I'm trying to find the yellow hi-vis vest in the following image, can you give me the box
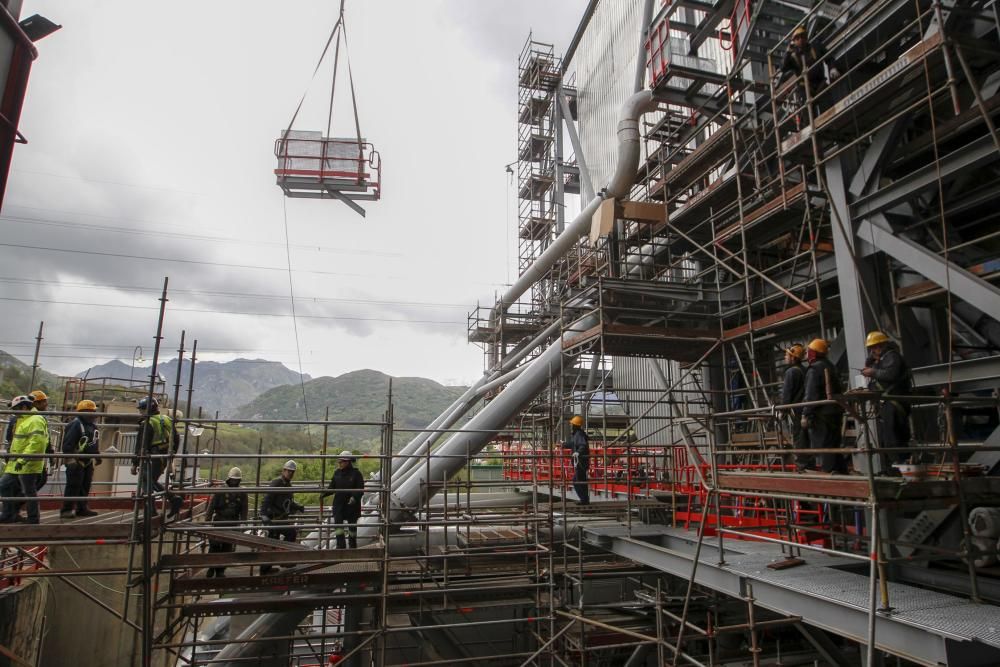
[9,410,49,475]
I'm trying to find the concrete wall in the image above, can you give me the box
[43,543,140,667]
[0,577,48,667]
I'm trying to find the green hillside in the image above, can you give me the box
[233,369,468,453]
[0,351,64,405]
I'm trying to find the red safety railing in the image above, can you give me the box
[645,9,672,89]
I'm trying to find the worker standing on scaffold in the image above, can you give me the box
[204,467,248,578]
[862,331,913,472]
[778,344,807,471]
[779,25,841,109]
[322,451,365,549]
[132,397,183,518]
[562,416,590,505]
[800,339,846,474]
[260,460,305,575]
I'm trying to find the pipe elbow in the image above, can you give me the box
[605,90,658,199]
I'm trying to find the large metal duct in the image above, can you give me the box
[213,87,663,667]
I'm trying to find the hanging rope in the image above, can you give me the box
[281,0,364,161]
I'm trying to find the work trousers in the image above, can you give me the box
[12,474,39,523]
[877,401,912,469]
[0,472,22,521]
[138,455,182,514]
[805,412,846,473]
[785,412,807,469]
[333,505,360,549]
[261,525,298,575]
[63,462,94,513]
[573,464,590,505]
[207,535,236,577]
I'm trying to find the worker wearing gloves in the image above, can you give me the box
[259,460,305,575]
[60,399,102,519]
[132,397,183,518]
[0,396,39,523]
[562,415,590,505]
[778,344,807,470]
[204,467,248,578]
[322,451,365,549]
[2,394,49,523]
[800,339,845,473]
[862,331,913,470]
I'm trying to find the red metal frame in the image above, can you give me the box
[0,5,39,211]
[274,137,382,200]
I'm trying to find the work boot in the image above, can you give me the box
[75,508,98,517]
[60,510,76,520]
[167,495,183,518]
[260,565,274,576]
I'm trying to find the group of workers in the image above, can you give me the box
[1,390,103,524]
[204,451,366,578]
[779,331,912,474]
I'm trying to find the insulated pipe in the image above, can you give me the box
[387,317,563,487]
[492,89,660,317]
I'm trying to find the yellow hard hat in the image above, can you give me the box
[786,344,805,360]
[76,399,97,412]
[865,331,890,347]
[569,415,584,427]
[807,338,829,354]
[792,26,808,38]
[29,390,48,402]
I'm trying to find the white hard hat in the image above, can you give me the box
[337,450,354,461]
[227,467,242,480]
[282,460,297,472]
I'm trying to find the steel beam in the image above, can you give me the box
[911,355,1000,389]
[857,215,1000,323]
[825,157,873,380]
[558,90,595,201]
[852,135,1000,219]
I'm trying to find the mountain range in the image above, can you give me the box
[77,358,309,417]
[235,369,467,450]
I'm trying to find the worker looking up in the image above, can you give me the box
[778,344,808,471]
[60,400,102,519]
[800,339,845,473]
[779,26,841,103]
[260,460,305,575]
[862,331,913,471]
[132,397,183,518]
[0,396,37,523]
[2,394,49,523]
[322,451,365,549]
[562,415,590,505]
[204,467,248,578]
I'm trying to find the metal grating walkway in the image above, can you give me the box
[582,522,1000,667]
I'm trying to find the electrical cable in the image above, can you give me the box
[0,296,463,324]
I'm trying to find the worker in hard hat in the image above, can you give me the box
[132,396,183,518]
[60,399,102,519]
[0,394,49,523]
[0,396,38,523]
[561,416,590,505]
[259,459,305,575]
[800,339,846,473]
[862,331,913,470]
[778,344,808,470]
[322,451,365,549]
[204,467,248,578]
[29,390,56,491]
[779,25,841,98]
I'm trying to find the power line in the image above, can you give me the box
[0,276,470,308]
[0,212,403,258]
[0,242,392,279]
[0,295,464,325]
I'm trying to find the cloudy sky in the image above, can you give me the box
[2,0,587,386]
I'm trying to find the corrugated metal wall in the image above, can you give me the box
[567,0,645,190]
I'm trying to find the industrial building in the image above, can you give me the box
[3,0,1000,665]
